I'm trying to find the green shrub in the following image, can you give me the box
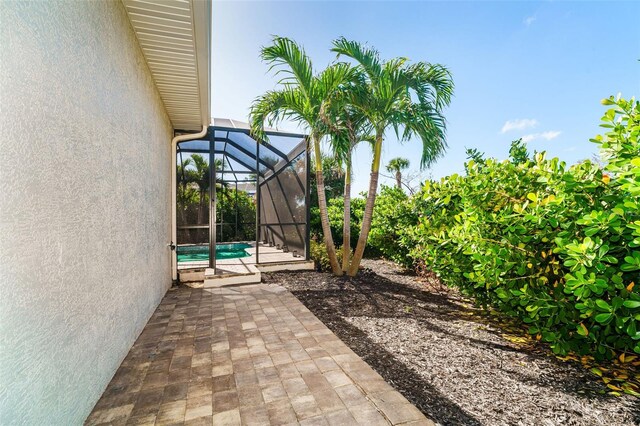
[368,186,417,265]
[553,95,640,356]
[309,239,344,272]
[310,196,364,247]
[311,187,411,261]
[372,95,639,359]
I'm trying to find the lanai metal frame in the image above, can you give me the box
[176,120,310,271]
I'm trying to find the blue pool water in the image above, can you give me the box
[177,243,251,262]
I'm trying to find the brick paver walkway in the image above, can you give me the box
[86,284,432,425]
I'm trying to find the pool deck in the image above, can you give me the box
[178,243,305,272]
[178,243,314,286]
[85,283,433,425]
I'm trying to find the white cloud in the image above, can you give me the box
[521,130,562,143]
[501,118,538,133]
[524,15,537,27]
[540,130,562,140]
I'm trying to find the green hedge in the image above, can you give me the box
[367,96,640,359]
[310,197,365,250]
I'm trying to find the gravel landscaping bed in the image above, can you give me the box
[263,259,639,426]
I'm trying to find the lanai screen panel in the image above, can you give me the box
[214,153,256,243]
[176,121,309,267]
[258,134,308,258]
[176,140,210,248]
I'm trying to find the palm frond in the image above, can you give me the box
[316,62,362,97]
[400,103,447,168]
[261,36,314,95]
[331,37,382,84]
[249,87,308,142]
[405,62,454,110]
[328,132,351,169]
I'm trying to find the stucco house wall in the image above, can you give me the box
[0,1,173,423]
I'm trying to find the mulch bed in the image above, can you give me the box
[263,259,639,426]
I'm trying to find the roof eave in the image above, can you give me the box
[122,0,211,131]
[191,0,211,129]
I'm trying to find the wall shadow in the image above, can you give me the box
[277,266,640,425]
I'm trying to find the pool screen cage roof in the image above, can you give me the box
[176,119,309,270]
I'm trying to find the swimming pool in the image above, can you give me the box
[177,243,252,262]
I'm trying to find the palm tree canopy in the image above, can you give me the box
[386,157,410,173]
[189,154,210,192]
[322,103,374,169]
[331,37,454,168]
[177,157,193,183]
[250,36,361,143]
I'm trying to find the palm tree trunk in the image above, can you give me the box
[347,133,383,276]
[197,190,205,226]
[312,135,342,276]
[341,155,351,272]
[395,171,402,189]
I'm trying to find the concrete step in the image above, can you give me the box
[255,260,315,273]
[179,260,314,287]
[178,268,205,283]
[203,267,261,288]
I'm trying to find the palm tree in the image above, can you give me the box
[177,157,193,195]
[177,157,197,225]
[250,36,359,276]
[190,154,210,225]
[386,157,410,190]
[178,155,236,238]
[323,106,373,272]
[332,37,454,276]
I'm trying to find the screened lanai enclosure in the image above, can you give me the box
[176,119,309,272]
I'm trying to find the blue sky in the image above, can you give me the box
[211,1,639,194]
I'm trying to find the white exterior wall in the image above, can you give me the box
[0,1,173,424]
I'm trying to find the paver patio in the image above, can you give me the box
[86,283,432,425]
